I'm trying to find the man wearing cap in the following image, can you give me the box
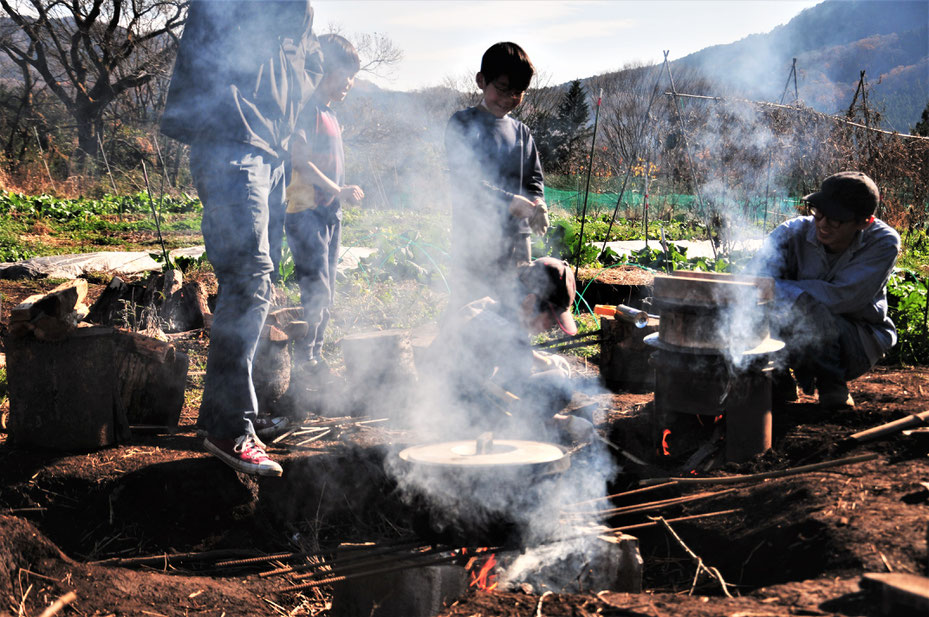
[421,257,579,437]
[751,171,900,409]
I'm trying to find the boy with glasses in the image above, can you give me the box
[445,42,550,309]
[751,171,900,409]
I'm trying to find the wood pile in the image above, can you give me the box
[8,279,89,341]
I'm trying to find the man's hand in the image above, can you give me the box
[509,194,536,219]
[339,185,364,205]
[529,199,550,236]
[510,196,550,235]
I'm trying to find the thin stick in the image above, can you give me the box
[37,591,77,617]
[653,516,732,597]
[533,330,601,349]
[295,429,331,446]
[599,62,665,258]
[605,509,740,534]
[89,548,255,566]
[662,51,715,259]
[270,427,298,444]
[574,88,604,278]
[97,134,119,197]
[638,453,878,487]
[565,488,737,517]
[33,126,56,192]
[141,160,171,267]
[665,92,929,141]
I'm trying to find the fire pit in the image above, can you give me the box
[645,271,784,462]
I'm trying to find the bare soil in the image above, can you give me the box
[0,276,927,617]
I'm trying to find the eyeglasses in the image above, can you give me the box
[491,80,526,99]
[810,207,851,229]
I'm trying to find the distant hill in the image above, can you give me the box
[672,0,929,131]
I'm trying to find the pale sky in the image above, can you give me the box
[313,0,823,91]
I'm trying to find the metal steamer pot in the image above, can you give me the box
[397,434,571,547]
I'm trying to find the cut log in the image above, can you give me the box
[114,330,189,430]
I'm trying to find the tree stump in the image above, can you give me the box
[6,327,131,450]
[6,325,190,449]
[341,329,417,418]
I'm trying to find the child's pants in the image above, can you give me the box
[285,205,342,365]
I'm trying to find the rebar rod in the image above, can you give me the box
[216,550,325,568]
[605,509,740,534]
[278,552,472,593]
[568,481,680,507]
[259,539,425,577]
[565,487,737,518]
[289,545,444,582]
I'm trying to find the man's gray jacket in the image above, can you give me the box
[755,215,901,367]
[161,0,322,157]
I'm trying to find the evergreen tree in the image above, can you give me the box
[551,79,592,175]
[913,100,929,137]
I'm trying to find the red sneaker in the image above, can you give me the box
[204,433,283,477]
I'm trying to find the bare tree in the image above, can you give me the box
[0,0,186,170]
[323,24,402,80]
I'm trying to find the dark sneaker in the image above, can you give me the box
[203,433,283,477]
[818,385,855,410]
[253,415,290,440]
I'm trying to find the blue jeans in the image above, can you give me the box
[190,142,287,439]
[285,205,341,364]
[773,292,872,390]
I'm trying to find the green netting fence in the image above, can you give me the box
[543,186,804,228]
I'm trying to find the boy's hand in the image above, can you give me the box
[532,350,571,377]
[340,185,364,205]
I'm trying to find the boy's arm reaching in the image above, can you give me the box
[292,133,364,204]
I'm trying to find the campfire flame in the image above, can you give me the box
[464,549,498,591]
[659,429,672,456]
